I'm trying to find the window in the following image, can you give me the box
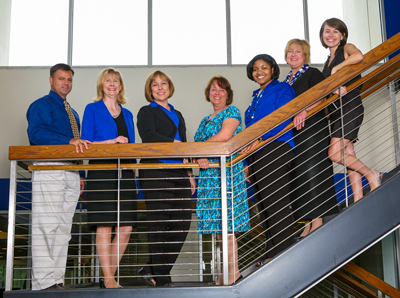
[230,0,304,64]
[8,0,69,66]
[72,0,148,66]
[1,0,382,67]
[152,0,227,65]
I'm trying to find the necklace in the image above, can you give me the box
[109,106,121,118]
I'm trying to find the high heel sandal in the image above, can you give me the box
[100,278,123,289]
[99,278,105,289]
[234,275,243,284]
[138,267,156,287]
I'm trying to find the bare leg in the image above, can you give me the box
[215,233,240,285]
[110,226,132,277]
[300,220,311,237]
[328,138,380,198]
[309,218,323,233]
[96,225,132,288]
[96,226,118,288]
[345,143,364,202]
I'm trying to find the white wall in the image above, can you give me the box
[0,0,11,65]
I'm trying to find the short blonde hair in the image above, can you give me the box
[94,68,127,104]
[144,70,175,102]
[284,39,311,64]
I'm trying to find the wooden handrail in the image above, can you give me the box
[330,272,377,298]
[9,32,400,162]
[343,262,400,297]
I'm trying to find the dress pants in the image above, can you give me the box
[248,142,294,259]
[31,162,80,290]
[139,168,192,286]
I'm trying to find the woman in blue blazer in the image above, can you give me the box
[82,68,137,289]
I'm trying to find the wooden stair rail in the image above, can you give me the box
[343,262,400,297]
[9,32,400,164]
[329,271,377,298]
[326,276,369,298]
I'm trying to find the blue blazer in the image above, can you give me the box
[81,100,135,143]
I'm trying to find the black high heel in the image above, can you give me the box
[138,267,156,286]
[99,278,105,289]
[234,275,243,284]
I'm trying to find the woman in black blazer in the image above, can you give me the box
[137,70,195,287]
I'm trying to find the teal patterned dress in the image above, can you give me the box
[194,106,250,234]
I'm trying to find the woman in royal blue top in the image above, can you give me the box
[241,54,296,266]
[81,68,137,289]
[137,70,196,287]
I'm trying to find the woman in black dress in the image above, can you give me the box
[284,39,339,238]
[321,18,381,202]
[241,54,296,265]
[82,68,137,288]
[137,70,196,287]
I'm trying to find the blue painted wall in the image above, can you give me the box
[385,0,400,58]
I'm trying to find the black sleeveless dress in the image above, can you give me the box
[290,67,339,220]
[322,46,364,141]
[86,112,137,229]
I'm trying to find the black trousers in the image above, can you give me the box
[139,168,192,286]
[248,141,294,259]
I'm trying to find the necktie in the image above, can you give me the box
[64,100,80,139]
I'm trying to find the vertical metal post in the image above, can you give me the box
[390,82,400,165]
[198,234,203,282]
[91,233,95,283]
[6,160,17,291]
[26,213,32,290]
[302,0,310,42]
[67,0,74,65]
[220,156,229,285]
[225,0,232,66]
[78,203,82,284]
[148,0,152,66]
[116,158,121,285]
[338,90,349,207]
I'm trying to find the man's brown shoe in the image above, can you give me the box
[42,283,68,290]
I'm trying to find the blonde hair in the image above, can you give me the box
[284,39,311,64]
[94,68,127,104]
[144,70,175,102]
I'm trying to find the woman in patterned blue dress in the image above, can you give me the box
[194,75,250,285]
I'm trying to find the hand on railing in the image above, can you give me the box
[333,86,348,96]
[194,158,210,169]
[110,136,129,144]
[69,138,91,153]
[240,139,260,155]
[293,110,307,130]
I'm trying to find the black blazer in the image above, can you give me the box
[137,105,187,163]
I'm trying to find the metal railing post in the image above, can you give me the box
[338,90,349,207]
[220,155,229,285]
[389,81,400,165]
[6,160,17,291]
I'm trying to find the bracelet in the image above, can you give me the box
[305,108,309,112]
